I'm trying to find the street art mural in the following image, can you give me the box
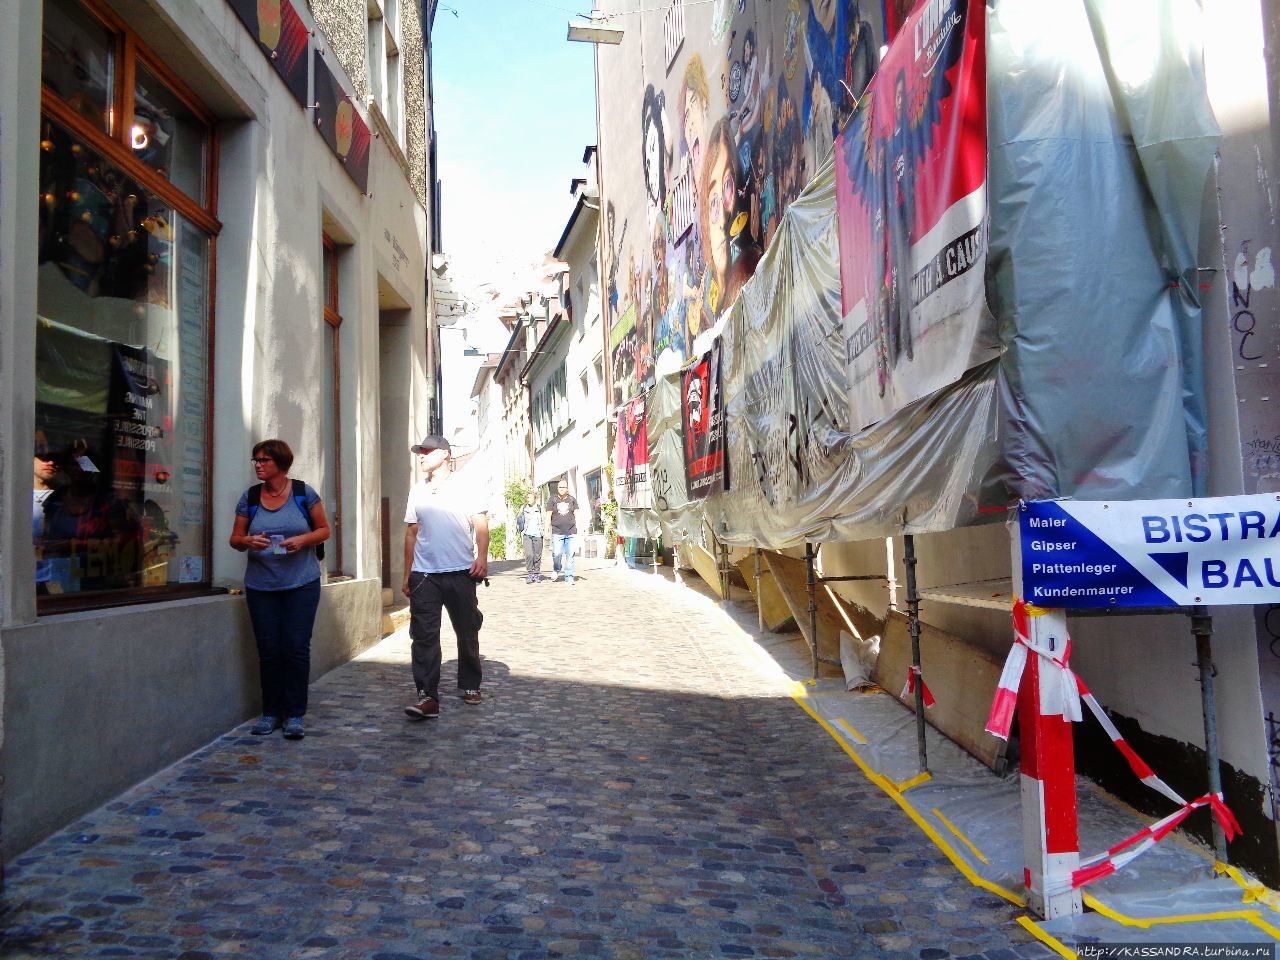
[600,0,888,409]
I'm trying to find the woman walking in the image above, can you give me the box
[518,490,544,583]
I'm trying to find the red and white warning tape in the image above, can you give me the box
[984,599,1079,740]
[1048,792,1242,896]
[987,599,1241,894]
[901,664,935,708]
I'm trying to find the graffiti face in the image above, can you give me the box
[644,119,662,203]
[683,90,705,171]
[704,137,735,278]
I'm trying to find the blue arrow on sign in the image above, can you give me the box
[1149,552,1190,588]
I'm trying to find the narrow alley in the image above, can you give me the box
[0,559,1053,959]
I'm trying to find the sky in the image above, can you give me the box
[431,0,599,294]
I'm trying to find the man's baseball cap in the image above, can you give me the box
[411,435,451,454]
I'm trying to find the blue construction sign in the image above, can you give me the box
[1019,496,1280,608]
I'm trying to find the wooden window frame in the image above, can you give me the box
[322,234,345,576]
[42,0,220,232]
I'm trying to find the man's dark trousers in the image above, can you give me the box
[407,570,483,697]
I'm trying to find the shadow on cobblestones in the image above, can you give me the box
[1,562,1052,959]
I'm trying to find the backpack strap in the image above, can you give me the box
[291,478,314,531]
[246,483,264,522]
[292,478,325,560]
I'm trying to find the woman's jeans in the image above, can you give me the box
[523,534,543,575]
[245,578,321,719]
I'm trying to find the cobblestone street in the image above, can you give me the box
[1,559,1054,959]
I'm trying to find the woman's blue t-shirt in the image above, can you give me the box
[235,483,322,591]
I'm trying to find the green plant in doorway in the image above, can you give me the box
[488,522,507,560]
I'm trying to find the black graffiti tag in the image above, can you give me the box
[1232,245,1263,362]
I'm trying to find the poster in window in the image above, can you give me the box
[681,341,728,499]
[33,333,175,593]
[614,394,651,510]
[226,0,311,108]
[314,49,372,194]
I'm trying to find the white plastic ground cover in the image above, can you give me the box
[688,577,1280,949]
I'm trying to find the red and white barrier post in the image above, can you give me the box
[1005,527,1083,918]
[1016,604,1083,918]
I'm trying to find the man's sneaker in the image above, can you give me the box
[565,576,575,585]
[250,715,280,736]
[282,716,306,740]
[461,689,482,706]
[404,697,439,720]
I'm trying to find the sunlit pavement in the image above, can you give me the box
[0,557,1054,959]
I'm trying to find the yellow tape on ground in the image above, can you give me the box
[1016,916,1075,959]
[789,692,1025,908]
[1083,894,1280,939]
[835,718,867,744]
[933,808,990,865]
[895,771,933,792]
[1219,862,1280,913]
[713,589,1280,944]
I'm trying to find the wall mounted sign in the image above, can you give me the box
[313,49,371,194]
[1020,495,1280,608]
[226,0,310,108]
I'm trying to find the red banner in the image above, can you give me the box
[614,395,651,510]
[834,0,992,428]
[681,342,729,500]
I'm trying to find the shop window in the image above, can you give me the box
[36,0,216,608]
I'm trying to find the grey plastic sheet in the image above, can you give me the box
[638,0,1219,551]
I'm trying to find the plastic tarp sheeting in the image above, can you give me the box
[635,0,1220,550]
[982,0,1220,504]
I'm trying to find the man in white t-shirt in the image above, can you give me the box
[401,435,490,720]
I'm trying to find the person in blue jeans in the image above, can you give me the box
[230,439,330,741]
[548,479,579,584]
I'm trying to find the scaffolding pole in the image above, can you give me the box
[754,549,763,632]
[903,535,927,773]
[1192,606,1228,862]
[805,541,818,681]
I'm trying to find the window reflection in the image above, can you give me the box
[35,121,210,597]
[133,63,207,200]
[41,0,114,136]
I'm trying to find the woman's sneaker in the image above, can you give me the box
[250,715,280,736]
[282,717,306,740]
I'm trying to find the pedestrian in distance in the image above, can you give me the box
[402,435,489,720]
[548,478,579,584]
[516,489,544,583]
[230,439,330,741]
